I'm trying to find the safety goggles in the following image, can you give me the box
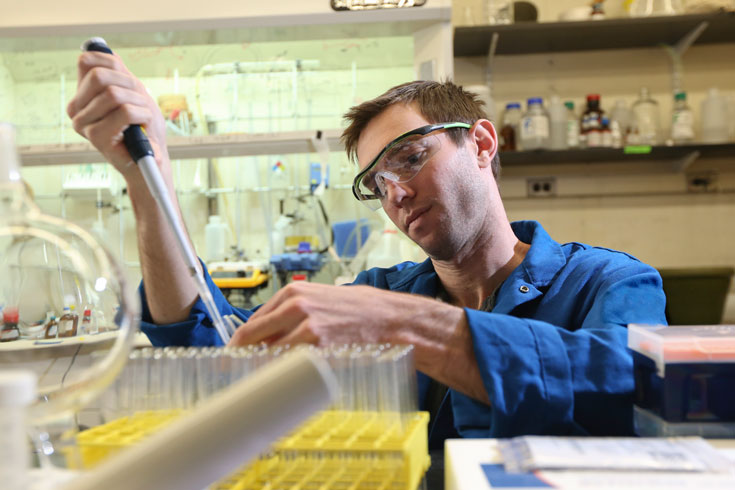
[352,122,472,210]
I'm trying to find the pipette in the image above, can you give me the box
[81,37,232,344]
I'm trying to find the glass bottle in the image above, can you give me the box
[671,91,695,145]
[44,314,58,339]
[631,87,661,145]
[58,306,78,338]
[581,94,605,148]
[520,97,550,151]
[500,102,522,151]
[0,122,137,469]
[80,308,93,335]
[601,117,613,148]
[1,307,20,342]
[484,0,514,24]
[548,96,569,150]
[629,0,683,17]
[564,102,580,149]
[609,99,632,148]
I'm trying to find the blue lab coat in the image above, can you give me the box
[139,220,667,441]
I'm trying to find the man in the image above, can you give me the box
[67,51,667,444]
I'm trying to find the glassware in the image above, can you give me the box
[628,0,683,17]
[484,0,514,24]
[671,91,695,144]
[548,96,569,150]
[581,94,605,148]
[609,99,633,148]
[701,87,730,144]
[0,122,139,468]
[520,98,550,151]
[631,87,662,145]
[564,102,580,149]
[500,102,523,151]
[466,84,497,124]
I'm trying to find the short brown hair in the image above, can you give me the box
[341,80,500,178]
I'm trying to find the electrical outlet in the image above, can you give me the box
[526,178,557,198]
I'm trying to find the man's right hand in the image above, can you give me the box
[66,50,169,182]
[67,50,200,325]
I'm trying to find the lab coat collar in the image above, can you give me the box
[383,221,566,308]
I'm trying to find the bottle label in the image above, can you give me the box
[566,120,580,147]
[672,112,694,140]
[1,328,19,341]
[521,115,550,140]
[582,113,602,131]
[601,131,613,148]
[587,131,602,147]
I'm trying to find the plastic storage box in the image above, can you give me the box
[628,324,735,423]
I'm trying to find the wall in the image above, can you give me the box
[452,0,735,321]
[5,31,424,307]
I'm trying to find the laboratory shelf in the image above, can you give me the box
[18,129,345,166]
[499,143,735,167]
[19,137,735,169]
[454,10,735,57]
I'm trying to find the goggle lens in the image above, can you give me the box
[356,133,441,203]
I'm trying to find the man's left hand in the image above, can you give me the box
[228,282,406,346]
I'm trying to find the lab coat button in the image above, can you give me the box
[519,285,530,293]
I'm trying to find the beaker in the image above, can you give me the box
[484,0,514,24]
[629,0,683,16]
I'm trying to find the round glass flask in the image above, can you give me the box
[0,123,139,468]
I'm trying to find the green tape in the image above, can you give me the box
[624,145,653,154]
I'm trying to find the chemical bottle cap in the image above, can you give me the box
[564,101,575,110]
[63,306,70,312]
[84,309,92,316]
[3,307,19,323]
[586,94,601,101]
[527,97,543,105]
[674,91,687,100]
[0,370,37,407]
[208,215,222,224]
[505,102,522,110]
[292,274,307,281]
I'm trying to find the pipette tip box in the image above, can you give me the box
[628,324,735,424]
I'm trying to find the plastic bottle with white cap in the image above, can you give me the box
[205,215,229,263]
[0,370,37,490]
[701,88,730,144]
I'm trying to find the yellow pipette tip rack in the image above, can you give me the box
[77,410,430,490]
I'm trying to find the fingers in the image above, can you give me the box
[247,281,317,321]
[76,51,134,88]
[68,51,165,171]
[272,322,319,346]
[79,103,157,166]
[68,67,139,120]
[228,298,306,346]
[70,85,149,136]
